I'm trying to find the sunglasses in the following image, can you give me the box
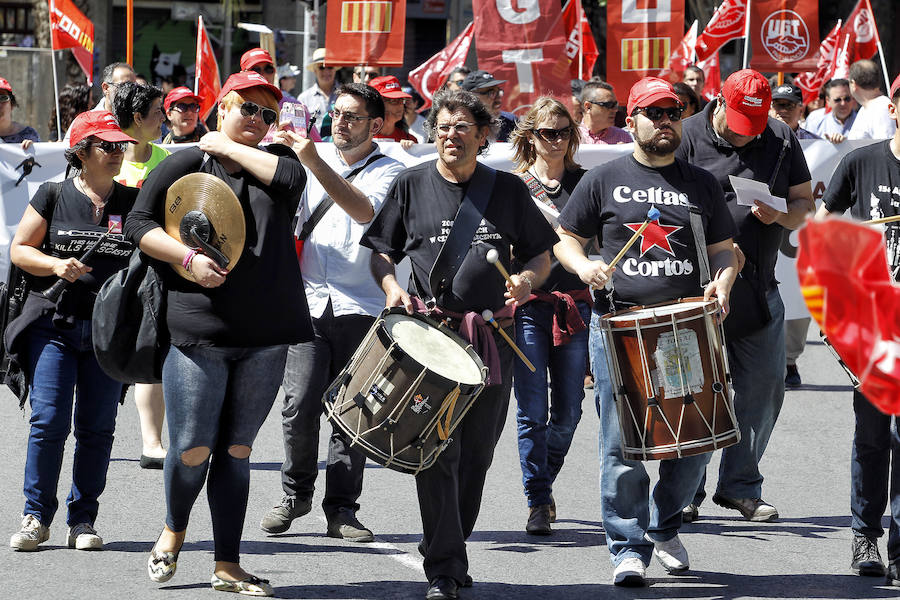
[240,101,277,125]
[0,94,10,103]
[172,102,200,113]
[588,99,618,110]
[356,71,380,80]
[250,64,276,75]
[830,95,853,104]
[92,140,129,154]
[534,126,572,142]
[317,65,335,71]
[632,106,683,122]
[328,109,373,123]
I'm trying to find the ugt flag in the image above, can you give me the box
[749,0,820,72]
[194,15,221,121]
[842,0,880,62]
[325,0,406,66]
[407,22,474,111]
[49,0,94,84]
[561,0,599,80]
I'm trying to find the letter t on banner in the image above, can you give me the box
[473,0,570,116]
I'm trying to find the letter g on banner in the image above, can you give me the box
[496,0,540,24]
[622,0,672,23]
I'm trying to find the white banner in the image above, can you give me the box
[0,139,880,318]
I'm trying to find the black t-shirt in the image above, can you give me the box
[823,140,900,279]
[518,167,588,293]
[27,179,137,319]
[676,101,811,289]
[558,154,735,312]
[124,145,313,348]
[360,161,559,313]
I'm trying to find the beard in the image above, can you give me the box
[636,129,681,156]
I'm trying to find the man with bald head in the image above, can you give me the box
[848,59,897,140]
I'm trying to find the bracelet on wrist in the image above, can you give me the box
[182,249,198,273]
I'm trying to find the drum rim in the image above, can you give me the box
[601,296,718,328]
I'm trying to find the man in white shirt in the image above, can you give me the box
[810,78,858,143]
[64,62,135,141]
[260,83,405,543]
[848,60,897,140]
[298,48,338,124]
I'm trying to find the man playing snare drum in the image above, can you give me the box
[361,89,557,600]
[554,77,738,586]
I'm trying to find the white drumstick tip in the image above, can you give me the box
[485,249,499,264]
[481,309,494,322]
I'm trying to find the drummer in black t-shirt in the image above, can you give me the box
[361,89,557,600]
[554,77,738,587]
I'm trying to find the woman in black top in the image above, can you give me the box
[7,111,138,552]
[124,71,312,597]
[508,97,591,535]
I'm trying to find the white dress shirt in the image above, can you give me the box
[848,95,897,140]
[296,143,405,319]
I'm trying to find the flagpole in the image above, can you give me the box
[195,16,203,96]
[741,0,751,69]
[875,40,890,93]
[126,0,133,66]
[49,0,62,141]
[577,0,583,80]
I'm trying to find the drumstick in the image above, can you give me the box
[485,248,514,286]
[481,309,536,373]
[863,214,900,226]
[607,207,661,269]
[43,222,115,302]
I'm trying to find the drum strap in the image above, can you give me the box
[686,205,711,288]
[427,163,497,304]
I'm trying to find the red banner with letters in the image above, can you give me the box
[49,0,93,84]
[561,0,599,80]
[194,16,221,121]
[748,0,820,72]
[606,0,685,104]
[408,22,474,111]
[472,0,570,116]
[842,0,880,62]
[324,0,406,66]
[696,0,746,63]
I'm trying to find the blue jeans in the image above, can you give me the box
[851,390,900,561]
[514,300,590,507]
[23,314,122,526]
[694,288,785,505]
[590,313,710,566]
[162,343,287,563]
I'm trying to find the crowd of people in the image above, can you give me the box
[3,45,900,600]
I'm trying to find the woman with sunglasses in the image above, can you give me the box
[112,81,172,471]
[0,77,40,150]
[7,111,138,552]
[125,71,311,597]
[162,86,207,144]
[508,97,591,535]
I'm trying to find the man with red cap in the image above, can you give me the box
[675,69,814,524]
[369,76,417,142]
[555,76,738,586]
[162,86,207,144]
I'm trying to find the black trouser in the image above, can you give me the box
[416,325,515,584]
[280,302,374,520]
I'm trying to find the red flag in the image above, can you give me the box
[325,0,406,66]
[797,218,900,415]
[659,20,698,81]
[407,22,474,111]
[561,0,599,80]
[473,0,569,116]
[830,32,852,81]
[606,0,685,104]
[696,0,746,63]
[794,20,842,105]
[842,0,879,62]
[49,0,93,84]
[698,52,720,100]
[194,15,221,121]
[749,0,820,72]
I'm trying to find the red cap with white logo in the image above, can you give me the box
[370,75,412,100]
[890,73,900,101]
[217,71,282,103]
[68,111,137,148]
[164,86,201,111]
[627,77,681,116]
[240,48,274,71]
[721,69,771,137]
[0,78,12,94]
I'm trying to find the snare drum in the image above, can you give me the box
[323,308,488,474]
[600,297,739,461]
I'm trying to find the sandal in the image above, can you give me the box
[210,574,274,597]
[147,531,182,583]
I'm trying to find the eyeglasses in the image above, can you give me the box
[587,99,618,110]
[534,126,572,142]
[384,97,406,105]
[328,109,373,123]
[632,106,683,122]
[172,102,200,113]
[239,101,277,125]
[436,122,474,136]
[317,65,335,71]
[772,100,800,110]
[474,88,501,99]
[91,140,129,154]
[250,64,276,75]
[0,94,9,103]
[830,95,853,104]
[355,71,380,80]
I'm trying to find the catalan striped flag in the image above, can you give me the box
[341,1,392,33]
[621,38,671,71]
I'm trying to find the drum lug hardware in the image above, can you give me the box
[647,396,659,407]
[617,385,627,397]
[712,382,724,394]
[381,418,398,433]
[413,437,426,449]
[352,393,367,409]
[683,394,695,405]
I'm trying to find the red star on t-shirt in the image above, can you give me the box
[624,220,683,256]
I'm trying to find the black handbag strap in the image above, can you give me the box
[297,153,385,242]
[427,163,497,304]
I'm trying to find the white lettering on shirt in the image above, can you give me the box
[621,257,694,277]
[612,185,689,206]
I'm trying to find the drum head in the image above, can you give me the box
[384,314,483,385]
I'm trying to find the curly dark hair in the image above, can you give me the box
[112,81,164,130]
[63,137,92,170]
[48,83,92,138]
[425,89,498,154]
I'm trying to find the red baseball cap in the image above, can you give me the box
[890,73,900,101]
[69,111,137,148]
[626,77,682,116]
[164,86,201,111]
[721,69,771,136]
[240,48,274,71]
[0,78,11,94]
[370,75,412,100]
[216,71,282,103]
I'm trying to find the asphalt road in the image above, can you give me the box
[1,322,897,600]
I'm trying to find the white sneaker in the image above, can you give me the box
[651,533,689,573]
[66,523,103,550]
[10,514,50,551]
[613,557,647,586]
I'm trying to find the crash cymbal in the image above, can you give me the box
[164,172,246,280]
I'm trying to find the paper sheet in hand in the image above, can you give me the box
[728,175,788,213]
